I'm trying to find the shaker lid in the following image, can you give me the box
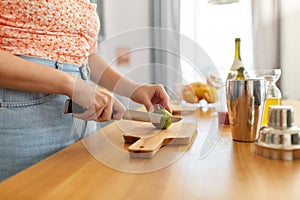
[268,105,294,128]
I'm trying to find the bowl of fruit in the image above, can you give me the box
[177,81,218,104]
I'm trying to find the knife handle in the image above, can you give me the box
[64,99,85,114]
[64,99,118,119]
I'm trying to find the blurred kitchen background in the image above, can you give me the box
[91,0,300,100]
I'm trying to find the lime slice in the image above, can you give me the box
[152,108,172,129]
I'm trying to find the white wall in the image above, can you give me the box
[281,1,300,99]
[97,0,300,101]
[98,0,153,84]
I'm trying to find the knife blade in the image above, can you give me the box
[64,99,182,123]
[122,109,181,123]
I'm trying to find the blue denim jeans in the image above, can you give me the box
[0,56,98,181]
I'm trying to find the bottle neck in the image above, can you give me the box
[228,38,248,80]
[230,38,243,71]
[235,39,241,60]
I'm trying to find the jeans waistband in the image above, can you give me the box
[19,55,82,69]
[18,55,90,80]
[0,55,91,107]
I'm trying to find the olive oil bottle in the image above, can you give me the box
[227,38,249,80]
[261,73,282,126]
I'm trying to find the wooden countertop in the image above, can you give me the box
[1,100,300,200]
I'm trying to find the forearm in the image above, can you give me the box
[88,53,139,98]
[0,50,75,98]
[88,54,171,112]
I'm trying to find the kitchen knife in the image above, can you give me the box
[64,99,182,123]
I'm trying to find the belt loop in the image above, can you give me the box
[80,63,90,81]
[55,61,63,70]
[86,63,91,78]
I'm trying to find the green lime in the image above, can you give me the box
[152,108,172,129]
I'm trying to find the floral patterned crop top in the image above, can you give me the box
[0,0,100,65]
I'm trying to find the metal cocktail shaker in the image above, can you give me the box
[226,79,266,142]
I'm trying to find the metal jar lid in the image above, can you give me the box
[268,105,294,128]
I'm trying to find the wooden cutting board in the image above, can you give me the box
[123,122,198,158]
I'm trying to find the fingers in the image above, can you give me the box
[73,90,116,122]
[73,110,96,121]
[71,81,172,122]
[71,78,127,121]
[96,94,113,121]
[130,84,172,113]
[156,85,172,113]
[97,107,112,121]
[143,99,155,112]
[112,98,126,120]
[149,84,172,113]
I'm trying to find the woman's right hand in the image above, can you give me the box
[0,50,125,122]
[71,78,125,122]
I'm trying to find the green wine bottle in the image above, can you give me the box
[227,38,249,80]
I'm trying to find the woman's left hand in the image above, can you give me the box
[130,84,172,113]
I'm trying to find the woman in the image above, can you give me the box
[0,0,171,180]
